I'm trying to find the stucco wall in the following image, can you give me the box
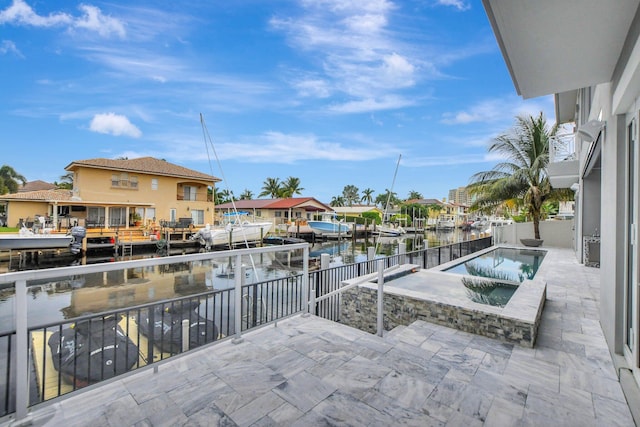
[491,220,575,249]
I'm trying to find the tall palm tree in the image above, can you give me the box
[342,185,360,206]
[259,177,282,198]
[361,188,374,205]
[56,172,74,190]
[468,112,556,240]
[281,177,304,197]
[239,189,254,200]
[0,165,27,194]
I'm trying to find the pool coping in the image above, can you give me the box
[340,245,548,347]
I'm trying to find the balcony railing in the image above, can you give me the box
[0,237,493,422]
[549,133,576,163]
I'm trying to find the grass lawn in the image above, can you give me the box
[0,227,19,233]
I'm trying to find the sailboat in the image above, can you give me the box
[192,212,272,249]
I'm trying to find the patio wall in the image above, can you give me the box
[491,220,574,249]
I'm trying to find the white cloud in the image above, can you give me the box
[329,96,415,114]
[89,113,142,138]
[271,0,422,113]
[435,0,471,11]
[441,95,555,126]
[0,40,21,56]
[0,0,125,38]
[73,5,125,38]
[402,153,492,167]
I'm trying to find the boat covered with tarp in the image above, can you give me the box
[137,300,218,354]
[47,314,139,387]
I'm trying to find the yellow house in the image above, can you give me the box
[0,157,220,230]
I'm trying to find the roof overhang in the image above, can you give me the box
[554,90,579,125]
[482,0,638,100]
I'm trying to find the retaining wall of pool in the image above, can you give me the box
[339,246,548,347]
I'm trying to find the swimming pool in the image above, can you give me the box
[443,247,546,283]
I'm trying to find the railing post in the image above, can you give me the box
[15,279,29,422]
[181,319,189,352]
[233,253,243,343]
[302,246,311,316]
[377,259,384,337]
[398,242,406,265]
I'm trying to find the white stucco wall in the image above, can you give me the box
[490,220,575,249]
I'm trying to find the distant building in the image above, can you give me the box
[448,186,472,206]
[18,180,56,193]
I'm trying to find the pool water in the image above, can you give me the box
[444,247,546,283]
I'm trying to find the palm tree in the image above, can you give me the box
[56,172,74,190]
[0,165,27,194]
[239,189,254,200]
[361,188,375,205]
[281,177,304,197]
[342,185,360,206]
[259,177,282,198]
[468,112,556,240]
[407,190,423,201]
[330,196,345,207]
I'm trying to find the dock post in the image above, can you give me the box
[181,319,189,352]
[15,279,29,423]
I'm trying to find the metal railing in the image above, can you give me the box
[549,133,577,163]
[0,236,493,422]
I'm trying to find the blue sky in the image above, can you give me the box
[0,0,554,204]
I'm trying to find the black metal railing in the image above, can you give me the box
[0,237,494,419]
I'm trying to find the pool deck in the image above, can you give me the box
[12,247,637,426]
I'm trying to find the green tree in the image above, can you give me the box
[55,172,74,190]
[342,185,360,206]
[239,189,254,200]
[375,189,399,209]
[361,188,375,205]
[259,177,282,198]
[0,165,27,194]
[330,195,345,207]
[281,176,304,197]
[468,112,557,240]
[407,190,423,201]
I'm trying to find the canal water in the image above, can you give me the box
[0,229,472,333]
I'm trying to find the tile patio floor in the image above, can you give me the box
[15,248,637,426]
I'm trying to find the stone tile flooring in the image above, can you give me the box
[16,248,637,426]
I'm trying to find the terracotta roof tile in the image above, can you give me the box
[0,189,72,201]
[65,157,220,182]
[19,180,56,192]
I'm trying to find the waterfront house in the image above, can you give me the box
[332,205,383,221]
[483,0,640,420]
[0,157,220,230]
[214,197,332,226]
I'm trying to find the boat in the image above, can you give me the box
[137,301,218,354]
[47,314,139,387]
[307,213,351,236]
[375,224,406,237]
[192,212,273,249]
[0,227,73,250]
[436,218,455,229]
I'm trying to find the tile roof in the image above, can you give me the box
[19,180,56,192]
[65,157,220,182]
[0,189,72,201]
[215,197,331,211]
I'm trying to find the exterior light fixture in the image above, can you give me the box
[577,120,605,142]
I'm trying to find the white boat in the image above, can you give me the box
[375,224,406,237]
[436,219,455,229]
[307,213,351,236]
[192,212,273,249]
[0,228,73,250]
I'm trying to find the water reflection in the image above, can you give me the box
[0,228,475,332]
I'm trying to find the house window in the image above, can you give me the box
[183,186,197,201]
[147,208,156,221]
[111,174,119,187]
[109,207,127,226]
[275,211,282,218]
[119,173,129,187]
[191,209,204,225]
[130,176,138,189]
[110,173,138,189]
[151,179,158,190]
